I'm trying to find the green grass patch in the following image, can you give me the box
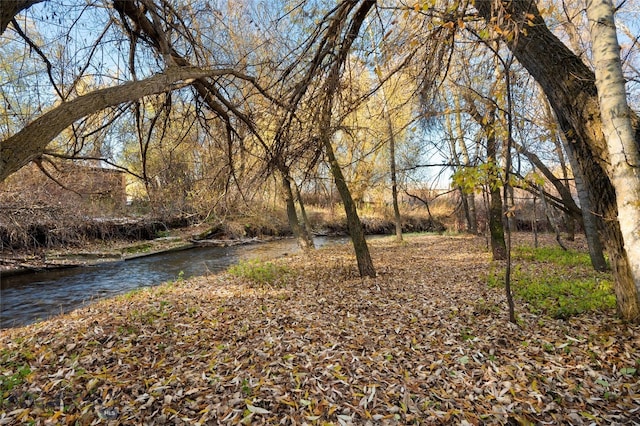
[488,246,615,319]
[0,359,31,402]
[513,246,594,268]
[228,259,290,286]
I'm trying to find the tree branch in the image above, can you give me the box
[0,67,249,181]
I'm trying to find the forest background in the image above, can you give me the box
[0,0,640,310]
[1,0,640,317]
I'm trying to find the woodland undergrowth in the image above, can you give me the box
[1,234,639,425]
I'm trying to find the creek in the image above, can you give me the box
[1,236,347,329]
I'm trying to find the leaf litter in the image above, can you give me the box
[1,234,639,425]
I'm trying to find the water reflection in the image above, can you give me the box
[1,236,346,329]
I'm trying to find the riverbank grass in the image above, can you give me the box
[228,259,290,286]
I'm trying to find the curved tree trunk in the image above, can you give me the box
[514,142,582,218]
[473,0,640,320]
[542,97,608,269]
[317,0,377,278]
[560,133,609,270]
[0,67,235,182]
[324,137,376,277]
[0,0,43,35]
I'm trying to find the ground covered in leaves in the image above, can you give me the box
[1,234,639,425]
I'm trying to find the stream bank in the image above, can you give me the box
[0,213,445,276]
[1,236,352,329]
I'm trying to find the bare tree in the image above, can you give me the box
[0,67,245,181]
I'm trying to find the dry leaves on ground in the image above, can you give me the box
[1,234,639,425]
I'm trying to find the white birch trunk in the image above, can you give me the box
[587,0,640,296]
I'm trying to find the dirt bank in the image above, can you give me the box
[1,212,445,275]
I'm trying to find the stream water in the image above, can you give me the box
[0,236,347,329]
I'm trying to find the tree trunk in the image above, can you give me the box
[314,0,377,278]
[324,137,376,277]
[539,183,568,251]
[445,111,470,232]
[0,0,43,35]
[564,137,609,270]
[565,213,576,241]
[552,133,576,241]
[542,98,608,270]
[587,0,640,305]
[488,135,507,261]
[455,96,478,233]
[388,116,403,242]
[294,181,315,242]
[464,95,506,259]
[488,186,506,260]
[514,142,582,218]
[532,196,539,248]
[281,171,314,251]
[451,94,478,234]
[473,0,640,320]
[374,43,403,242]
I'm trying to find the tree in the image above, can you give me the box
[586,0,640,305]
[318,0,377,278]
[453,94,478,234]
[463,91,507,260]
[473,0,640,320]
[541,99,608,270]
[0,0,43,35]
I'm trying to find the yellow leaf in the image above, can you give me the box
[277,397,297,407]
